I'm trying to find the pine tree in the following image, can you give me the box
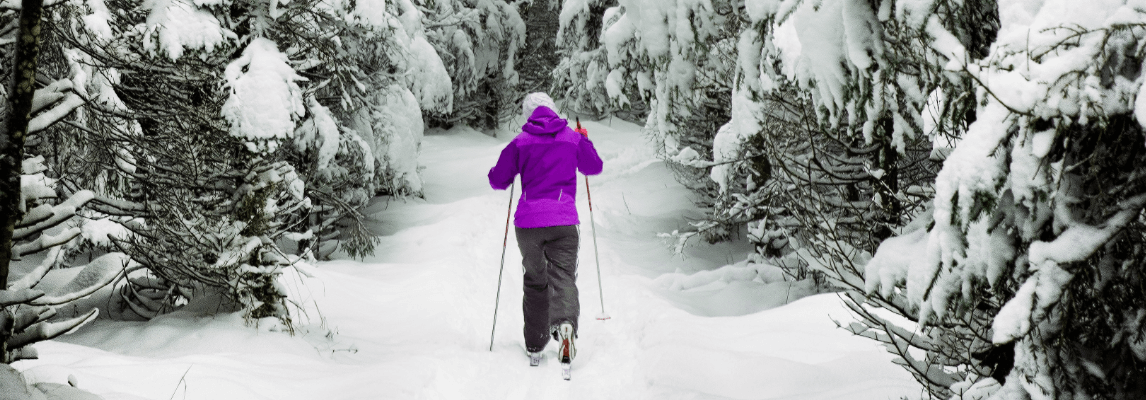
[516,0,563,97]
[555,0,742,237]
[26,0,454,321]
[865,2,1146,398]
[1,0,124,366]
[721,0,1001,396]
[416,0,526,130]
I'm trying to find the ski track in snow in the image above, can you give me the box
[15,119,921,400]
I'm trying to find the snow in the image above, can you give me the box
[745,0,785,21]
[925,15,966,69]
[497,0,527,87]
[950,377,1001,400]
[13,119,920,400]
[738,0,892,127]
[142,0,233,60]
[21,173,56,204]
[602,13,635,66]
[669,146,706,168]
[354,83,426,194]
[298,97,341,171]
[963,218,1014,290]
[1136,75,1146,129]
[34,253,129,306]
[28,93,84,133]
[991,261,1073,344]
[840,0,883,70]
[864,227,928,299]
[894,0,937,27]
[558,0,591,43]
[989,196,1146,344]
[710,123,738,193]
[737,30,763,92]
[80,219,129,248]
[31,79,73,114]
[653,260,818,317]
[615,0,672,60]
[221,38,305,154]
[22,155,46,175]
[790,0,848,122]
[770,16,802,80]
[710,88,764,193]
[656,261,789,291]
[406,36,454,114]
[932,101,1011,229]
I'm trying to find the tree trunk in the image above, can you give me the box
[0,0,46,288]
[873,117,901,243]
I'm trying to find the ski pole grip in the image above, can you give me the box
[575,117,588,137]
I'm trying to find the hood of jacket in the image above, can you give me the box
[522,106,567,136]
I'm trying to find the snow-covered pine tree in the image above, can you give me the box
[556,0,742,234]
[415,0,525,130]
[552,0,617,119]
[516,0,563,98]
[864,1,1146,398]
[715,0,1002,396]
[30,0,452,321]
[285,0,451,257]
[1,2,130,365]
[345,0,451,201]
[555,0,1012,396]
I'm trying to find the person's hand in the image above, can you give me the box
[575,127,588,137]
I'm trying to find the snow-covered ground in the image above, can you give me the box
[15,118,921,399]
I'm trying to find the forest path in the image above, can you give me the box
[18,119,920,400]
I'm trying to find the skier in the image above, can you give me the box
[488,93,603,377]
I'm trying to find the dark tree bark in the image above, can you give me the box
[0,0,46,287]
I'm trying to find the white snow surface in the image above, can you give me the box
[15,120,919,399]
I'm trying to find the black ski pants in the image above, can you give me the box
[516,225,579,352]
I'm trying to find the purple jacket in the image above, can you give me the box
[489,106,603,228]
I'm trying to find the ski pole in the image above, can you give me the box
[490,181,515,351]
[577,118,610,321]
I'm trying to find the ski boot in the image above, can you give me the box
[557,322,576,380]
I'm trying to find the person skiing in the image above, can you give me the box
[488,93,603,374]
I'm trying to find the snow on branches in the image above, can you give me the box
[222,38,305,154]
[415,0,524,129]
[21,0,466,322]
[142,0,235,60]
[3,139,128,366]
[860,1,1146,399]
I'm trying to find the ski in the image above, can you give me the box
[561,359,571,380]
[528,351,542,367]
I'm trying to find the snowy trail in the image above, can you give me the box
[17,119,921,400]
